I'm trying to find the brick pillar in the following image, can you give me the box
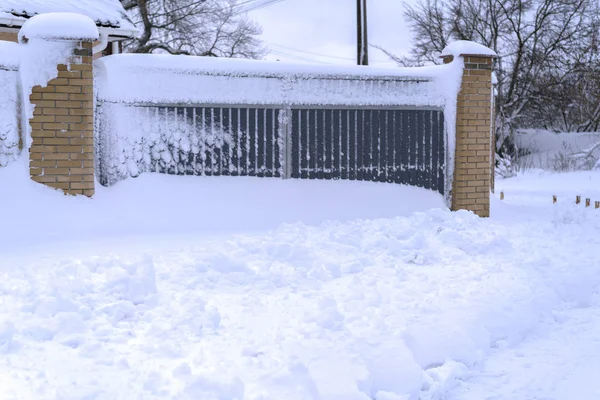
[29,41,95,196]
[442,52,496,217]
[490,75,497,193]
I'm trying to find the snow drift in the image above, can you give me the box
[1,168,600,400]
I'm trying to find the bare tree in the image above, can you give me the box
[120,0,266,58]
[394,0,595,162]
[525,1,600,133]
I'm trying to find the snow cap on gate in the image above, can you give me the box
[440,40,497,58]
[19,12,99,43]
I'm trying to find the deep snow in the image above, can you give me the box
[1,168,600,399]
[447,296,600,399]
[0,162,445,251]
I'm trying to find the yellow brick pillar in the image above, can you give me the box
[442,44,496,217]
[28,41,95,196]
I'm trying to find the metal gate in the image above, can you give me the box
[100,104,445,194]
[183,106,284,177]
[178,106,284,177]
[289,108,445,194]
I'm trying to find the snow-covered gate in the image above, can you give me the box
[96,104,445,194]
[289,108,445,193]
[95,45,496,215]
[95,56,450,195]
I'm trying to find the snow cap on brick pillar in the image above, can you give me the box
[20,13,99,197]
[441,41,497,217]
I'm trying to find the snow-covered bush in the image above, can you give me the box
[495,154,518,178]
[96,103,237,186]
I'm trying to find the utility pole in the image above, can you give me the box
[357,0,369,65]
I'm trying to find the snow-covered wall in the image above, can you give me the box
[0,41,20,167]
[95,55,451,106]
[95,54,464,198]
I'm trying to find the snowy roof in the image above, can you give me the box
[0,0,136,35]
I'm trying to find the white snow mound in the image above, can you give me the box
[19,12,99,42]
[441,40,497,58]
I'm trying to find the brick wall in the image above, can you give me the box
[490,81,497,193]
[444,54,495,217]
[0,31,18,42]
[29,41,95,196]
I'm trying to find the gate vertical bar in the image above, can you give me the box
[285,107,292,179]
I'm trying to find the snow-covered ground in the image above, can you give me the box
[1,165,600,399]
[447,296,600,400]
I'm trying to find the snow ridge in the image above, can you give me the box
[1,201,599,399]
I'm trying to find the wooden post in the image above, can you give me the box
[586,198,591,207]
[500,191,504,200]
[596,201,599,209]
[576,195,581,204]
[553,195,557,204]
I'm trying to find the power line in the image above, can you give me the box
[233,0,286,14]
[266,41,355,62]
[231,0,271,12]
[269,49,334,64]
[144,0,283,21]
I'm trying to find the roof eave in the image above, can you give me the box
[99,26,137,40]
[0,14,24,28]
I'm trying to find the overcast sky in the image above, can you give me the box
[250,0,416,67]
